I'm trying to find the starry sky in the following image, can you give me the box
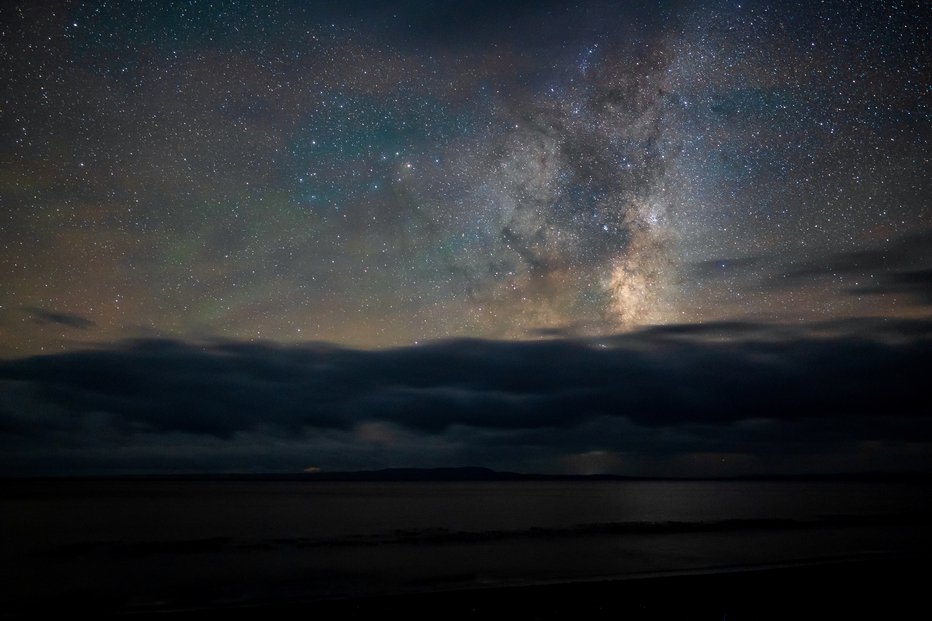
[0,1,930,475]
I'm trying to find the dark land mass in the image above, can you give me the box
[6,467,932,482]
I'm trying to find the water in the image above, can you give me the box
[2,480,930,611]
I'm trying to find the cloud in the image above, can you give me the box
[1,319,930,475]
[780,229,932,282]
[850,268,932,306]
[689,256,764,280]
[23,307,96,330]
[701,231,932,312]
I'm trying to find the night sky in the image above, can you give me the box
[1,1,929,476]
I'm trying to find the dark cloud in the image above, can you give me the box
[637,320,767,338]
[781,229,932,282]
[23,307,96,330]
[851,268,932,306]
[690,256,764,279]
[705,231,932,312]
[1,319,930,475]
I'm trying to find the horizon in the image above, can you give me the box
[8,465,932,481]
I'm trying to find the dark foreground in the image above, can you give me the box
[5,479,929,618]
[18,556,923,620]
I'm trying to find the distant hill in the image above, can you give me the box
[295,467,643,482]
[6,468,932,482]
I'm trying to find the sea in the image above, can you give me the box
[2,479,931,613]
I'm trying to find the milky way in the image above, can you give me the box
[0,1,929,355]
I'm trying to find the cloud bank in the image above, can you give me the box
[1,319,930,476]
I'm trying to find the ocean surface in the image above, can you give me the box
[2,480,931,612]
